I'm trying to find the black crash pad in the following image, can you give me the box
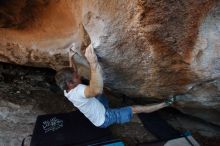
[138,112,181,141]
[30,111,118,146]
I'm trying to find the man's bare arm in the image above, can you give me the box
[84,44,103,98]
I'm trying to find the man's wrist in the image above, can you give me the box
[89,61,98,67]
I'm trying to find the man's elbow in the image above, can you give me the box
[92,88,103,96]
[85,87,103,98]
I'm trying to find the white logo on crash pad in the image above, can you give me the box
[42,117,63,133]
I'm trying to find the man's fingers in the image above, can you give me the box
[68,45,76,58]
[85,47,89,57]
[88,45,96,56]
[84,44,98,63]
[69,44,76,52]
[90,44,94,53]
[85,44,92,56]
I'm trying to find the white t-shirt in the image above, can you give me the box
[64,84,106,127]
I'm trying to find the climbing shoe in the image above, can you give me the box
[165,96,176,106]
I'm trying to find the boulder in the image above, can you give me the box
[0,0,220,125]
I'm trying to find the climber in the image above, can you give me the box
[55,44,175,128]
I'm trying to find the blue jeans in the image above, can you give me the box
[96,94,133,128]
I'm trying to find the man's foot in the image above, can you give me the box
[165,96,176,106]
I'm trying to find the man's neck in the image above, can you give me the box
[67,83,80,93]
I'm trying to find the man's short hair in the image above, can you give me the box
[55,67,74,90]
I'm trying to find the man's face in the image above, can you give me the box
[72,72,81,85]
[67,72,81,90]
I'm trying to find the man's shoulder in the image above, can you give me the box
[73,84,88,98]
[75,84,87,91]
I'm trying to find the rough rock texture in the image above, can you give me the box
[0,0,220,125]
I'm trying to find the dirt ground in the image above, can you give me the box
[0,62,220,146]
